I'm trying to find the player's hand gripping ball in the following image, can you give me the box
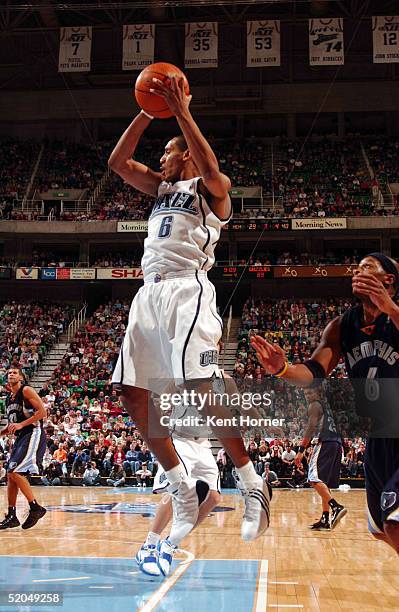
[135,62,190,119]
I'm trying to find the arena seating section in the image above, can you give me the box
[1,137,399,221]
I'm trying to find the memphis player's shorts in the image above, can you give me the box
[112,270,223,394]
[365,438,399,534]
[7,427,46,475]
[307,440,342,489]
[153,436,220,494]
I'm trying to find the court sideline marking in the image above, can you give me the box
[138,549,195,612]
[254,559,268,612]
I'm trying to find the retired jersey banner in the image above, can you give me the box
[185,22,218,68]
[373,16,399,63]
[122,24,155,70]
[309,19,344,65]
[58,27,92,72]
[247,21,280,67]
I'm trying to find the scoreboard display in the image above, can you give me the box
[210,265,273,280]
[227,219,291,231]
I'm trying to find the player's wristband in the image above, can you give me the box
[141,110,154,120]
[274,361,289,378]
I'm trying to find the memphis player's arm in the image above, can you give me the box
[150,76,231,219]
[7,386,47,435]
[250,316,342,387]
[108,112,162,197]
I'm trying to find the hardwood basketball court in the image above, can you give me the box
[0,486,397,611]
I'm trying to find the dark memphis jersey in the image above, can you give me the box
[341,305,399,378]
[6,384,43,438]
[340,305,399,432]
[307,383,341,443]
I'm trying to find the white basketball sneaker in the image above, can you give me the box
[157,537,177,576]
[135,544,161,576]
[234,470,271,541]
[168,478,208,544]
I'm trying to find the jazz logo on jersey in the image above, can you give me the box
[200,350,218,367]
[150,193,197,218]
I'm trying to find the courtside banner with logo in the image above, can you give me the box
[58,27,92,72]
[96,268,144,280]
[70,268,96,280]
[247,20,280,67]
[274,265,355,278]
[56,268,71,280]
[16,268,38,280]
[185,22,218,68]
[373,16,399,63]
[291,218,347,230]
[41,268,56,280]
[309,18,344,65]
[122,24,155,70]
[117,221,148,232]
[0,268,11,280]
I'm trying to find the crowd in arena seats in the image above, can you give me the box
[365,138,399,186]
[0,140,40,202]
[2,136,399,220]
[0,302,74,392]
[35,141,108,193]
[0,300,160,486]
[275,139,374,217]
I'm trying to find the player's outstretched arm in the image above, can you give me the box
[108,112,162,197]
[251,316,342,387]
[150,76,231,218]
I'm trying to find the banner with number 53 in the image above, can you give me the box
[58,27,92,72]
[247,21,280,67]
[185,22,218,69]
[309,18,344,66]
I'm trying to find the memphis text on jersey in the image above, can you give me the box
[346,339,399,369]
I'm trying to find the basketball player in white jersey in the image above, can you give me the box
[108,76,270,544]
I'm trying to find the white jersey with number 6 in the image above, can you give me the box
[141,177,231,279]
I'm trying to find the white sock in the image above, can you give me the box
[165,464,186,488]
[236,461,259,488]
[145,531,160,547]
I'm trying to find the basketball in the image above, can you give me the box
[135,62,190,119]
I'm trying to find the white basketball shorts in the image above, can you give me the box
[153,436,220,493]
[112,270,223,394]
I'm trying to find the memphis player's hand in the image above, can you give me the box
[250,335,287,375]
[150,76,192,118]
[352,272,398,314]
[7,422,23,434]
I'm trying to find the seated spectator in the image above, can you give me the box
[135,462,152,489]
[42,460,63,486]
[82,461,101,486]
[262,462,281,487]
[0,461,6,485]
[107,463,126,487]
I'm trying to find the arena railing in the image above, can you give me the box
[67,303,87,343]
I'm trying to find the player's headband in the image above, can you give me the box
[368,252,399,297]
